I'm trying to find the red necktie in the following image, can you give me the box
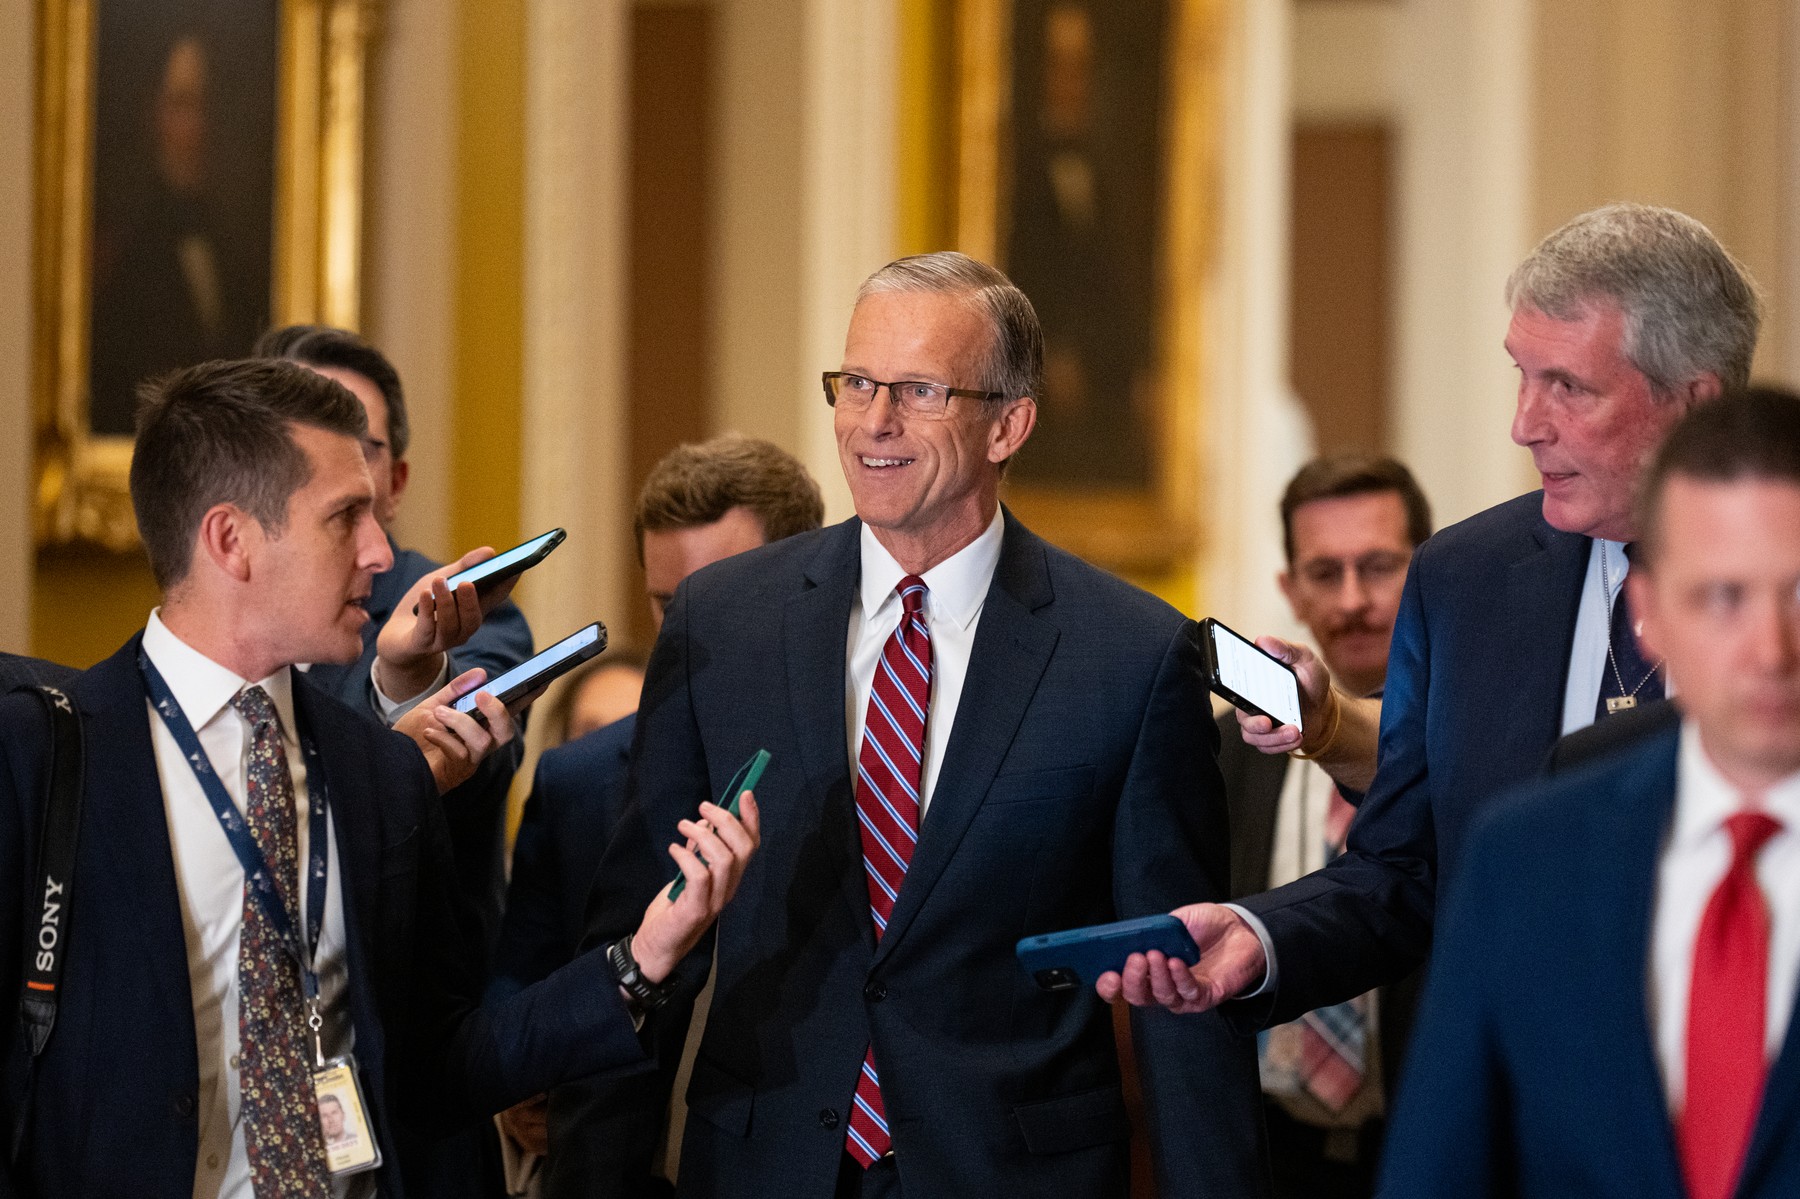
[1680,810,1783,1199]
[847,577,930,1167]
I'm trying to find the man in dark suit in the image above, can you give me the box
[583,252,1261,1199]
[257,325,534,954]
[1381,388,1800,1198]
[1105,204,1763,1035]
[492,436,824,1197]
[0,359,758,1197]
[1218,454,1431,1198]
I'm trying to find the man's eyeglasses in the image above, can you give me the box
[822,372,1002,419]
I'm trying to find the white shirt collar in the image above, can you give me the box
[857,506,1005,631]
[143,609,299,738]
[1675,718,1800,849]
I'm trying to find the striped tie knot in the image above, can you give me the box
[898,575,927,616]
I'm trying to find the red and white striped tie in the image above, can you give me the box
[847,576,931,1167]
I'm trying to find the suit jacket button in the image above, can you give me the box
[173,1094,195,1117]
[819,1108,840,1129]
[864,981,887,1003]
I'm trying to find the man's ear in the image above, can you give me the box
[389,458,410,505]
[1679,372,1723,412]
[195,503,259,584]
[988,396,1038,464]
[1277,568,1298,616]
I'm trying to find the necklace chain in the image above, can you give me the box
[1600,541,1664,703]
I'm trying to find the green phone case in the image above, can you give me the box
[667,748,770,900]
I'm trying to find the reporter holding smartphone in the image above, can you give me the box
[0,359,762,1199]
[256,326,537,1197]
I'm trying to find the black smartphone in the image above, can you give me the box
[441,528,566,598]
[1015,914,1200,992]
[452,621,606,720]
[1200,617,1304,732]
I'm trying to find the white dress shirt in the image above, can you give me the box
[142,613,360,1199]
[1650,721,1800,1116]
[844,507,1005,821]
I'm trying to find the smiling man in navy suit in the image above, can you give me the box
[0,358,757,1198]
[1106,204,1764,1041]
[1381,388,1800,1198]
[582,252,1260,1198]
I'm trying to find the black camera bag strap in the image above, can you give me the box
[8,683,83,1171]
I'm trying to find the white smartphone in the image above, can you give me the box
[1200,617,1304,732]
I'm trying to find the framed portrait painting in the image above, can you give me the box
[957,0,1218,572]
[34,0,370,549]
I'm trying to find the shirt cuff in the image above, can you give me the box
[1221,902,1278,999]
[370,654,449,724]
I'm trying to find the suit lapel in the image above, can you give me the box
[75,637,198,1030]
[292,681,381,972]
[784,522,869,947]
[1742,898,1800,1190]
[875,513,1059,965]
[1501,509,1589,763]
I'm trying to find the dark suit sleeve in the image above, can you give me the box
[1375,811,1517,1199]
[486,756,568,1003]
[1118,623,1269,1198]
[384,731,648,1121]
[1229,555,1438,1028]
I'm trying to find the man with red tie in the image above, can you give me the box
[1377,387,1800,1198]
[580,252,1261,1197]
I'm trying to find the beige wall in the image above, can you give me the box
[0,3,32,654]
[1533,0,1793,382]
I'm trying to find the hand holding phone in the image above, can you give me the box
[1201,617,1304,732]
[413,528,566,616]
[1016,914,1201,992]
[668,749,770,901]
[452,621,607,724]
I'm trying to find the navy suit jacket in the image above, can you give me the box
[1379,726,1800,1197]
[494,713,687,1199]
[308,538,535,954]
[1234,492,1590,1026]
[1215,715,1418,1098]
[0,636,643,1199]
[583,511,1265,1199]
[491,714,638,1000]
[0,655,77,693]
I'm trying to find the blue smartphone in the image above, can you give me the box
[1015,914,1200,992]
[667,748,770,901]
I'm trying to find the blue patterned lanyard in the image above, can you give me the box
[139,648,330,999]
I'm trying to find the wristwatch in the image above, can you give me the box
[607,934,674,1016]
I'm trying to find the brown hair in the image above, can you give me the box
[633,435,825,564]
[1279,453,1433,565]
[255,324,410,458]
[130,358,368,589]
[1636,386,1800,563]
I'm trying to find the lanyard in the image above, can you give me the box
[139,648,330,1000]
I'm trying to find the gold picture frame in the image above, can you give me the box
[957,0,1218,573]
[34,0,371,550]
